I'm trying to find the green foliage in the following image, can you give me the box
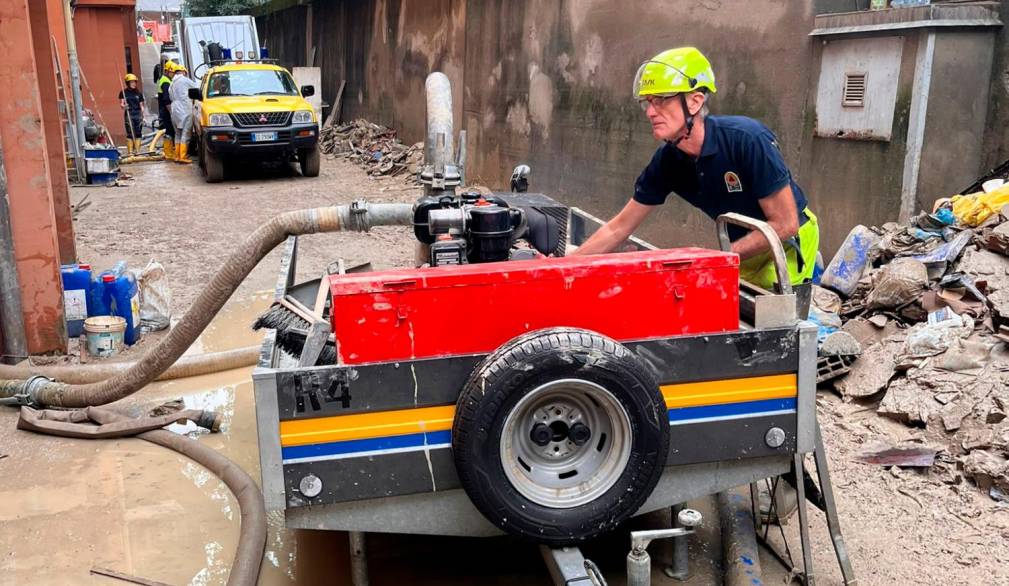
[184,0,264,17]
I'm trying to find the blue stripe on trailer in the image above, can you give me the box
[282,429,452,463]
[667,397,796,424]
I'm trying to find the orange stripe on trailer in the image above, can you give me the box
[280,404,455,448]
[661,373,797,410]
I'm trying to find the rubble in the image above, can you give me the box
[822,193,1009,501]
[319,118,424,179]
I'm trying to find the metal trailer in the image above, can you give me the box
[252,205,856,585]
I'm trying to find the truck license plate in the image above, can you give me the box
[252,132,277,142]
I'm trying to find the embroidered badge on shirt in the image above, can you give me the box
[724,171,743,193]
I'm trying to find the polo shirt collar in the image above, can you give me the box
[699,116,718,158]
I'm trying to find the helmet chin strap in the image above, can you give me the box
[668,93,696,147]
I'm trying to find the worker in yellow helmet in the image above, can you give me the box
[168,63,198,164]
[157,61,177,161]
[118,73,147,156]
[573,47,819,290]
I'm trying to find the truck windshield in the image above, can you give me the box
[206,70,298,97]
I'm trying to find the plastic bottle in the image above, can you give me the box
[820,225,881,297]
[109,261,141,345]
[60,263,92,337]
[88,273,113,318]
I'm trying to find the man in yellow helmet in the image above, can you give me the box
[168,64,198,164]
[157,61,177,161]
[118,73,148,156]
[573,47,819,290]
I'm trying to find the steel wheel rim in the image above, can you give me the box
[500,378,632,509]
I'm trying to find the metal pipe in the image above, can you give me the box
[62,0,87,155]
[0,135,28,364]
[665,503,690,581]
[349,531,369,586]
[718,487,764,586]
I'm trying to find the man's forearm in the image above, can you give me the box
[572,223,628,256]
[730,219,798,260]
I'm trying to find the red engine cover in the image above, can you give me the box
[329,248,739,365]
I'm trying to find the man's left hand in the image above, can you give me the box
[730,184,800,259]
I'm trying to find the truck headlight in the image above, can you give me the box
[292,110,314,124]
[208,113,233,126]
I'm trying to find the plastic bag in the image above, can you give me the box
[866,258,928,310]
[137,260,171,331]
[951,184,1009,227]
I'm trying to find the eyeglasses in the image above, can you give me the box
[638,94,677,112]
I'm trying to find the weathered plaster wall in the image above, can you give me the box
[257,1,823,251]
[799,32,918,255]
[462,0,816,250]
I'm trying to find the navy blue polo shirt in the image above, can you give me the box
[634,115,809,241]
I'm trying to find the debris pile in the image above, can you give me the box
[320,119,423,179]
[820,184,1009,500]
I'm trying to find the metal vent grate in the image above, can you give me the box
[842,73,866,108]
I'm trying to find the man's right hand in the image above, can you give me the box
[571,199,655,255]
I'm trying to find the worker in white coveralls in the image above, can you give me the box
[168,64,199,164]
[573,47,819,291]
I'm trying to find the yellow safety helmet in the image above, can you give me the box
[633,47,717,99]
[124,73,139,83]
[174,64,188,73]
[163,60,177,73]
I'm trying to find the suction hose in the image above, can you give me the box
[0,345,260,385]
[18,405,265,586]
[0,201,414,408]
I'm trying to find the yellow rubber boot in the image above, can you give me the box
[163,138,175,161]
[126,139,136,156]
[176,143,192,164]
[133,139,143,155]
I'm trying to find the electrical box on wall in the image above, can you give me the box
[815,36,903,141]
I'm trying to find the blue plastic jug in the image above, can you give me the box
[109,261,141,345]
[89,262,141,345]
[60,263,92,337]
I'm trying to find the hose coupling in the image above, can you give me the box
[2,375,55,407]
[348,200,371,232]
[195,410,223,432]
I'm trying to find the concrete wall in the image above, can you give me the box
[255,0,1001,257]
[259,0,815,250]
[918,30,996,205]
[800,32,919,254]
[981,0,1009,173]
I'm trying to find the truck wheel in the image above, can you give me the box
[204,150,224,183]
[299,147,320,177]
[202,138,224,183]
[452,328,669,546]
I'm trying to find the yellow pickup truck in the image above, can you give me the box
[189,62,320,183]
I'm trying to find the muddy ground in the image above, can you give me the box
[1,155,1007,585]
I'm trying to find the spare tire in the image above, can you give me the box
[452,328,668,546]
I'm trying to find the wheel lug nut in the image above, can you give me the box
[530,423,552,446]
[568,422,591,445]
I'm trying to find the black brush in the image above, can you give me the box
[253,296,336,363]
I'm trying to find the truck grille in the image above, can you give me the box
[232,112,291,127]
[237,130,292,144]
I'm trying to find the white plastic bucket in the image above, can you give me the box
[84,316,127,358]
